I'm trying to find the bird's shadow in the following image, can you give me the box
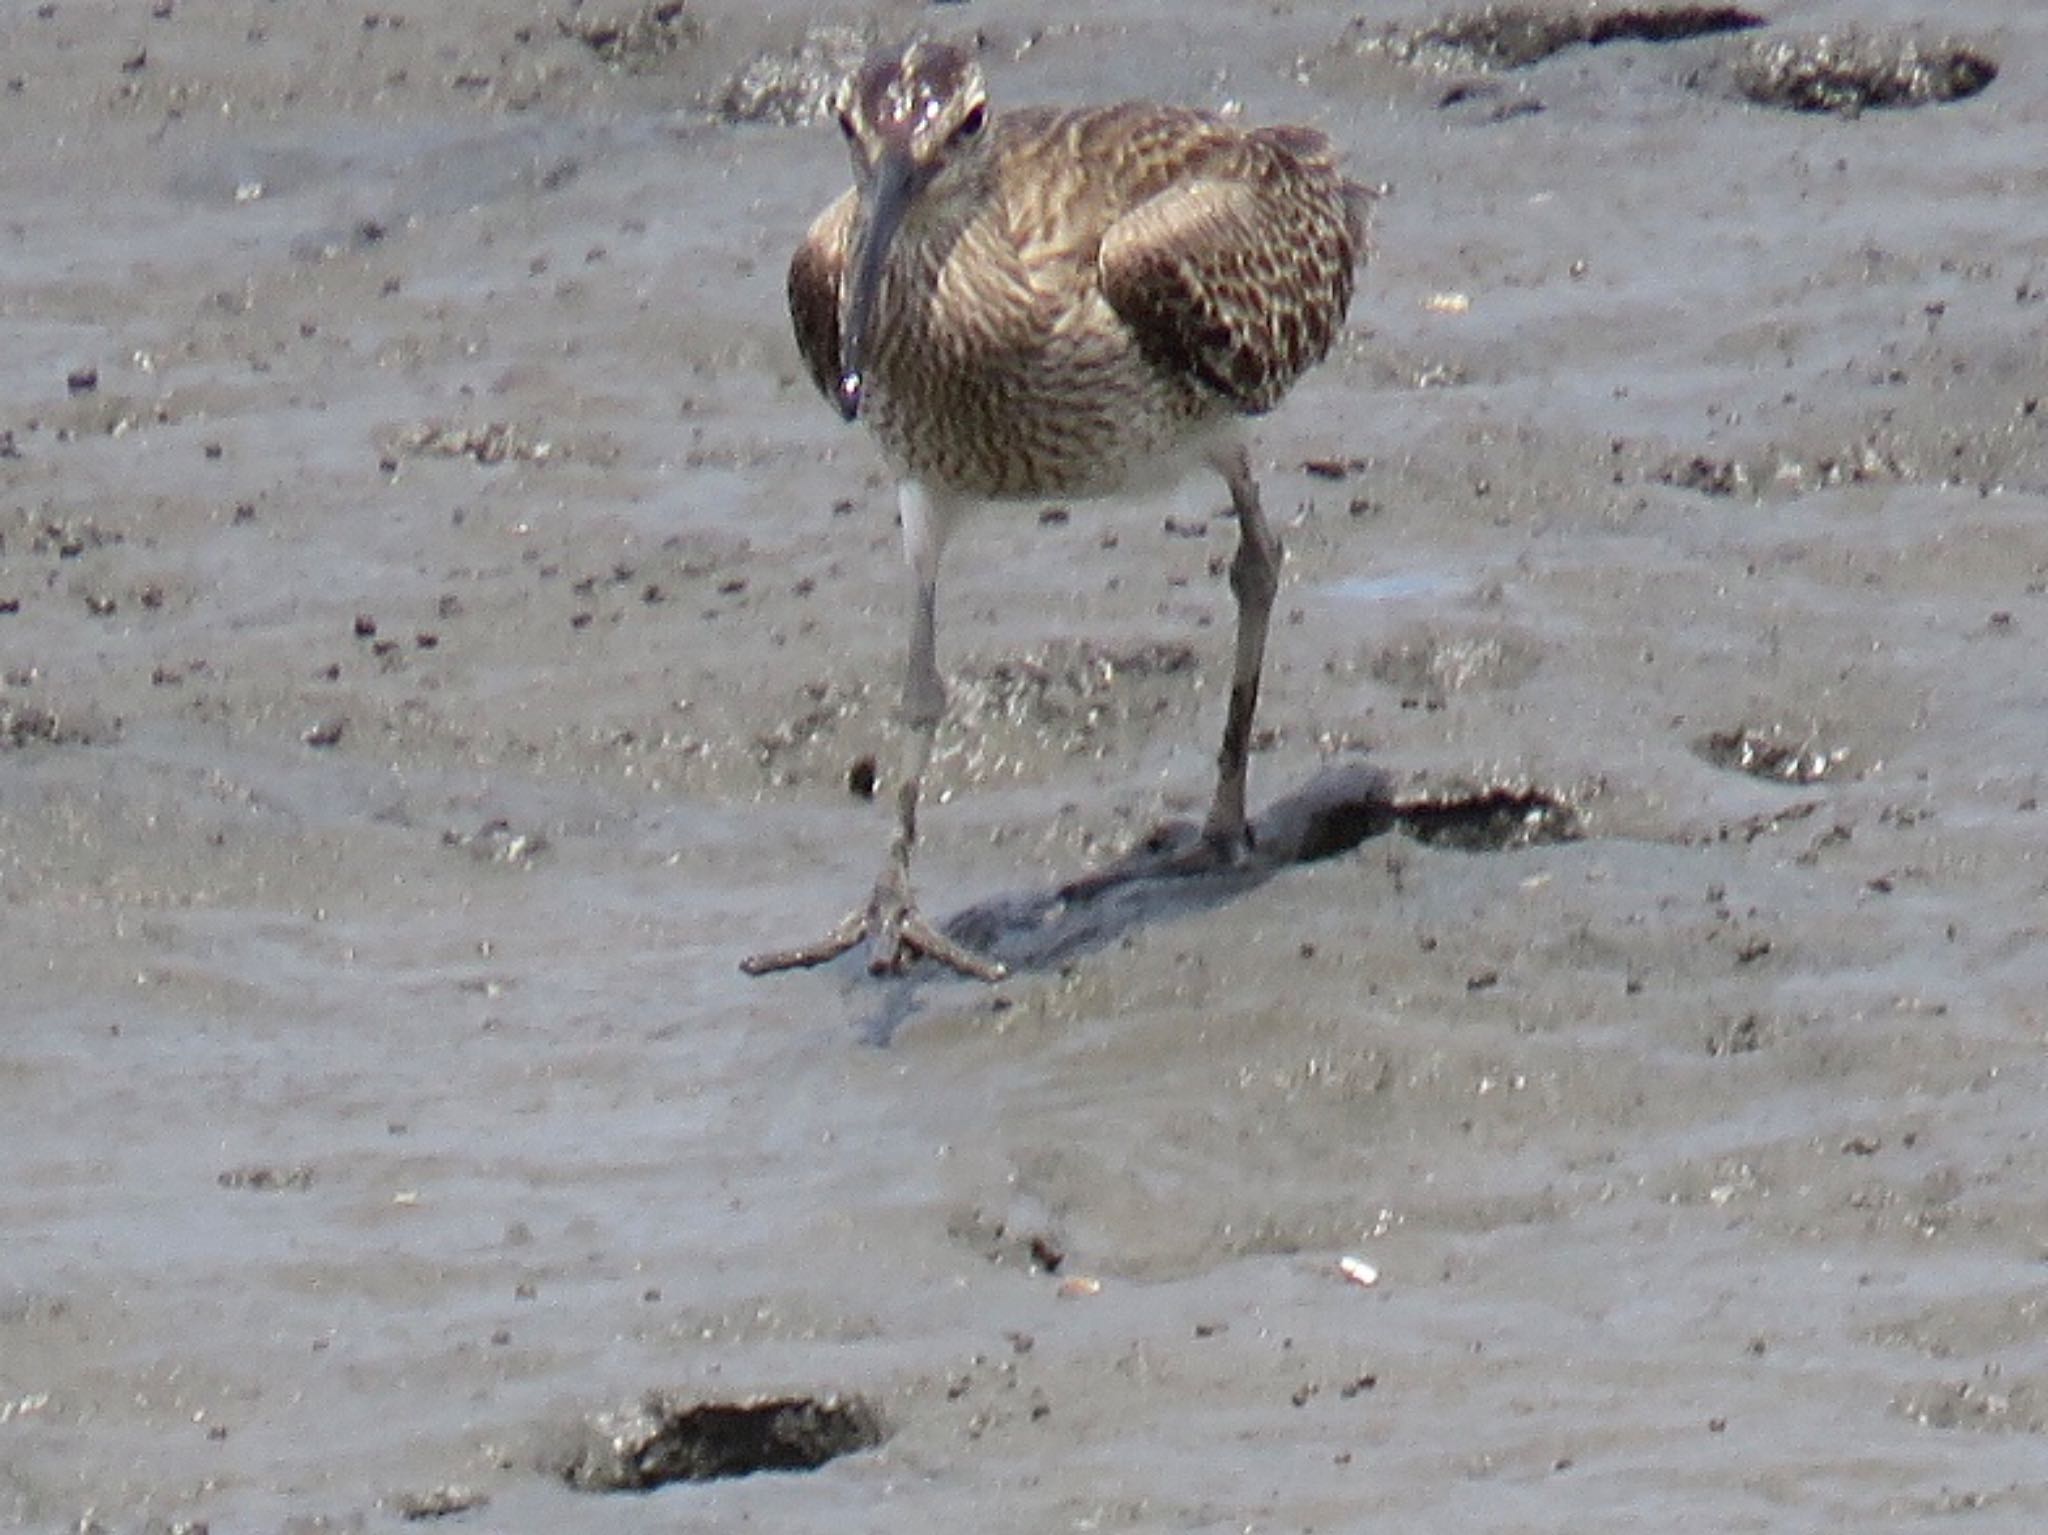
[854,761,1400,1044]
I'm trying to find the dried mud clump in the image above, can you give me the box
[1655,437,1915,500]
[1369,627,1540,705]
[1697,726,1848,785]
[1356,3,1763,72]
[1732,34,1997,114]
[442,818,550,868]
[390,1483,489,1520]
[719,26,871,126]
[1896,1377,2048,1436]
[951,642,1196,735]
[391,420,558,466]
[752,678,867,782]
[561,1391,886,1491]
[0,702,102,750]
[558,3,700,71]
[1658,454,1754,498]
[217,1164,315,1191]
[947,1206,1069,1273]
[11,510,125,558]
[1706,1011,1773,1057]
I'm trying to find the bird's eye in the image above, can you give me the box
[836,109,857,141]
[951,103,987,143]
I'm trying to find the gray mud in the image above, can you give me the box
[4,1,2047,1530]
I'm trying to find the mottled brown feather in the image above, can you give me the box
[786,95,1370,497]
[1098,121,1364,416]
[788,191,854,404]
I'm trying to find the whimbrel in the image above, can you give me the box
[743,39,1371,983]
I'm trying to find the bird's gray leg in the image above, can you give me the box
[863,548,1007,979]
[1059,443,1281,903]
[742,481,1006,982]
[1202,441,1282,854]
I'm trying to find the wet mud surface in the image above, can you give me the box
[4,0,2048,1530]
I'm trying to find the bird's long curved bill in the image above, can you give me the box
[837,149,916,423]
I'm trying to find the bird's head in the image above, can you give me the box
[831,39,994,421]
[835,38,993,191]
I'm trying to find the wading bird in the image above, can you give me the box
[744,39,1371,983]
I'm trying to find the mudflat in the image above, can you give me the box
[4,2,2046,1530]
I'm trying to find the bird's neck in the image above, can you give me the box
[879,200,1033,365]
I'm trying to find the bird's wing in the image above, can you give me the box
[1098,130,1364,416]
[788,190,856,404]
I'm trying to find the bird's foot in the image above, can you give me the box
[741,884,1008,983]
[1058,817,1256,903]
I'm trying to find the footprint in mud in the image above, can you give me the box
[558,1391,886,1492]
[1354,4,1766,73]
[1345,7,1996,120]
